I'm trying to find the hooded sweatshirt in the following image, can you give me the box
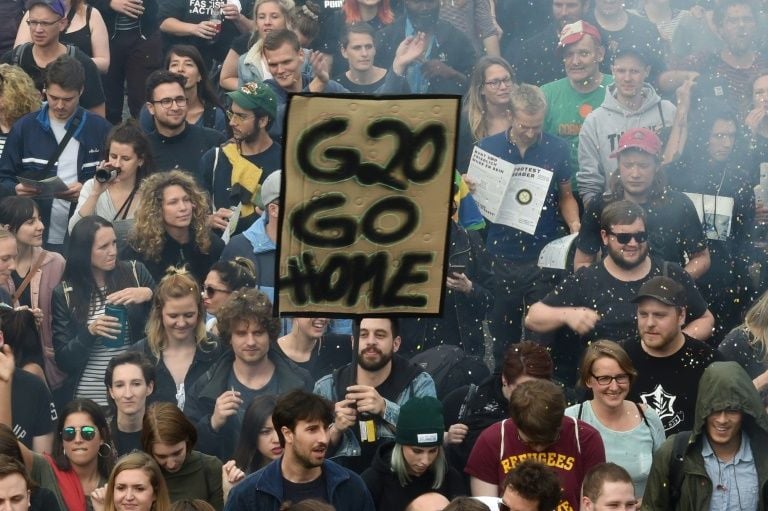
[577,83,676,204]
[361,441,466,511]
[642,361,768,510]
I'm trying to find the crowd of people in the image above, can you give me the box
[1,0,768,509]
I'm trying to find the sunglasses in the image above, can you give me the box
[204,285,231,298]
[607,230,648,244]
[61,426,97,442]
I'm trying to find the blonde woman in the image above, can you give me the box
[721,291,768,393]
[0,64,41,160]
[129,268,220,411]
[457,56,515,173]
[123,170,224,284]
[219,0,294,91]
[91,451,172,511]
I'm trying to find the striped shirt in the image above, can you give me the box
[75,287,129,406]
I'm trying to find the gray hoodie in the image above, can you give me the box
[577,83,676,204]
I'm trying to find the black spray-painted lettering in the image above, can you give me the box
[295,117,446,190]
[290,194,419,248]
[280,251,432,307]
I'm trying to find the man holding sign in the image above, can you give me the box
[468,84,580,365]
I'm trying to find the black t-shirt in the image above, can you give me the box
[229,368,279,425]
[334,72,388,94]
[11,369,56,448]
[282,471,329,504]
[158,0,254,63]
[112,428,143,456]
[0,44,105,110]
[11,271,31,307]
[577,192,707,266]
[149,123,226,174]
[621,334,722,435]
[541,256,708,344]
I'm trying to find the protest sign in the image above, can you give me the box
[276,94,460,316]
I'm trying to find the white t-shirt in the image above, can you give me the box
[48,117,80,244]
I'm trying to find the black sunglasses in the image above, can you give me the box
[62,425,97,441]
[204,285,231,298]
[607,230,648,244]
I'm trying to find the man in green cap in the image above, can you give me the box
[198,80,281,234]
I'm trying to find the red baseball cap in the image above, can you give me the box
[609,128,662,158]
[558,20,602,48]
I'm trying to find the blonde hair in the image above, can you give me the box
[104,452,172,511]
[390,444,446,488]
[129,171,211,262]
[0,64,41,127]
[249,0,295,51]
[464,56,516,142]
[744,290,768,363]
[510,83,547,117]
[145,268,210,357]
[0,227,15,242]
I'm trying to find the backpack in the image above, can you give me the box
[411,345,490,400]
[12,42,77,66]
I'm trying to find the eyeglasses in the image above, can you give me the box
[204,285,231,298]
[27,18,62,27]
[484,76,513,90]
[226,110,255,122]
[591,373,631,386]
[150,96,187,108]
[62,426,97,441]
[606,230,648,244]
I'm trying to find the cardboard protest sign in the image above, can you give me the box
[276,94,460,317]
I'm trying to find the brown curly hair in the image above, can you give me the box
[0,64,41,127]
[129,170,211,262]
[216,288,279,346]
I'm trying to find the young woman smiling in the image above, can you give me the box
[0,197,64,387]
[129,269,220,412]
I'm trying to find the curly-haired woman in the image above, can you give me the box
[122,170,224,284]
[0,64,41,161]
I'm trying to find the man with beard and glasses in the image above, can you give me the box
[144,70,224,174]
[373,0,475,95]
[313,318,436,474]
[198,81,281,236]
[525,200,713,384]
[620,277,722,435]
[224,390,375,511]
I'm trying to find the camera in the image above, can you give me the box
[95,167,121,183]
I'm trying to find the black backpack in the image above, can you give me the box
[12,42,77,66]
[411,345,489,400]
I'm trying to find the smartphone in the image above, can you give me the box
[449,264,466,275]
[102,304,128,348]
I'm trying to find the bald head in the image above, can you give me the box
[405,493,451,511]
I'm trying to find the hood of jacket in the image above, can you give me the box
[599,82,663,117]
[691,361,768,442]
[370,440,396,475]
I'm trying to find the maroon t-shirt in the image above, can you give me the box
[465,417,605,511]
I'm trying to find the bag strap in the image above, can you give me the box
[131,260,139,286]
[12,251,46,304]
[211,147,220,211]
[41,111,82,175]
[114,186,138,221]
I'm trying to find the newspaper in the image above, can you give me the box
[17,175,68,198]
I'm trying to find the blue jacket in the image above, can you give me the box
[0,105,110,228]
[224,457,375,511]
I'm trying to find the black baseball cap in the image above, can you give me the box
[632,276,687,307]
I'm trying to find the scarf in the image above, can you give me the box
[222,142,263,218]
[45,453,86,511]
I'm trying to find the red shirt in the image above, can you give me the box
[465,417,605,511]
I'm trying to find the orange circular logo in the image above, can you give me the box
[579,103,593,118]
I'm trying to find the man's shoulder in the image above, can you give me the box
[190,124,226,145]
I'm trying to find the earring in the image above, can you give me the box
[98,443,113,458]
